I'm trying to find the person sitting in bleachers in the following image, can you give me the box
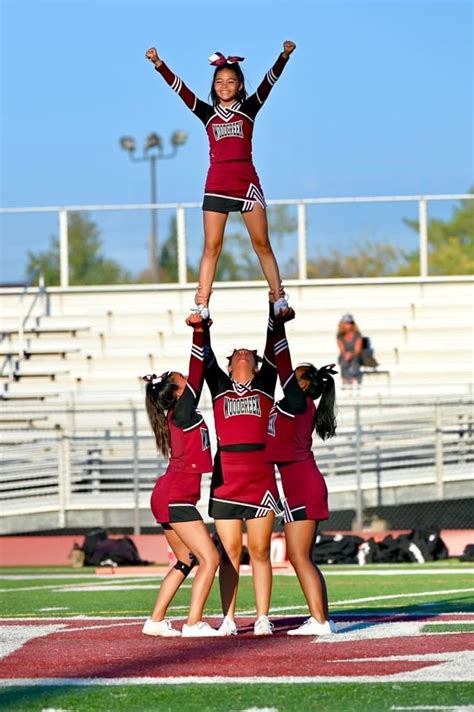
[337,314,363,385]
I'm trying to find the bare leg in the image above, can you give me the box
[171,521,219,625]
[150,529,196,621]
[284,520,329,621]
[241,205,283,298]
[214,519,243,619]
[246,512,275,617]
[196,211,228,306]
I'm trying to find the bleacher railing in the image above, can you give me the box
[2,193,473,287]
[1,398,472,534]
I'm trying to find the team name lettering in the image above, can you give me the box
[224,395,261,418]
[212,120,244,141]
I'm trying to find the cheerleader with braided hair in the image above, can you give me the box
[142,314,220,638]
[145,40,296,315]
[266,309,338,636]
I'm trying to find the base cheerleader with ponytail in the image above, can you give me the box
[142,314,220,638]
[266,306,338,636]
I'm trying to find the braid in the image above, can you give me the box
[144,377,178,458]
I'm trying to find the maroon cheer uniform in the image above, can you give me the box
[265,327,329,524]
[205,309,281,519]
[154,54,289,212]
[150,329,212,526]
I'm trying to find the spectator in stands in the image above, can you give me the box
[337,314,363,385]
[204,300,284,637]
[141,314,220,638]
[266,309,338,635]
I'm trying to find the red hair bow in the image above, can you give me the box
[208,52,245,67]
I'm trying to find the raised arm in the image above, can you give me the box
[201,317,229,398]
[244,40,296,116]
[253,302,277,394]
[145,47,212,124]
[273,310,306,414]
[172,318,206,428]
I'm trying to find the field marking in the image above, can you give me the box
[0,582,191,593]
[1,662,473,685]
[392,707,474,710]
[0,624,67,659]
[0,568,472,583]
[312,619,474,643]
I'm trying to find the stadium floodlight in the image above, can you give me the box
[145,132,163,151]
[119,136,136,153]
[171,130,188,147]
[119,130,187,283]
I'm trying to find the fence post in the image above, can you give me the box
[297,202,307,280]
[59,208,69,287]
[132,408,141,535]
[434,403,444,500]
[176,206,187,285]
[354,403,364,529]
[58,429,71,528]
[418,198,428,278]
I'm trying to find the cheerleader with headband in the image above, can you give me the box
[141,313,220,638]
[145,40,296,316]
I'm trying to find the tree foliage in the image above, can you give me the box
[26,212,132,285]
[399,190,474,275]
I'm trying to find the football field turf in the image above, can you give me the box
[1,563,473,711]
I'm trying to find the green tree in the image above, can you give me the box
[26,212,132,285]
[399,190,474,275]
[306,240,402,278]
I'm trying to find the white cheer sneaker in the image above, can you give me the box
[273,294,289,316]
[191,304,210,320]
[217,615,238,636]
[181,621,221,637]
[287,617,338,636]
[142,618,181,637]
[254,614,274,636]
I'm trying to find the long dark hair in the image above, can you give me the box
[297,363,337,440]
[144,375,178,458]
[210,64,248,106]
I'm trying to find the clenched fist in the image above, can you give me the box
[282,40,296,58]
[145,47,160,65]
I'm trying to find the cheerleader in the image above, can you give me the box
[145,41,296,316]
[204,303,282,635]
[142,314,220,638]
[266,311,338,635]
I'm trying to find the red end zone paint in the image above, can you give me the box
[0,616,473,681]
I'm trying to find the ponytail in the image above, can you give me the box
[143,374,178,458]
[297,363,337,441]
[315,371,337,440]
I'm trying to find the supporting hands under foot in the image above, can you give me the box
[192,285,211,320]
[269,286,295,321]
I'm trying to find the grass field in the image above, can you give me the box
[1,562,473,711]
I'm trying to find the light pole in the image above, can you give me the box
[120,130,188,282]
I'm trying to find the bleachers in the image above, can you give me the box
[0,277,473,407]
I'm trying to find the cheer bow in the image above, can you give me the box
[208,52,245,67]
[142,372,170,386]
[318,364,338,379]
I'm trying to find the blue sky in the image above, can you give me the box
[1,0,472,281]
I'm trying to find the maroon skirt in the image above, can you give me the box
[209,450,280,520]
[278,455,329,524]
[150,468,203,525]
[203,160,266,212]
